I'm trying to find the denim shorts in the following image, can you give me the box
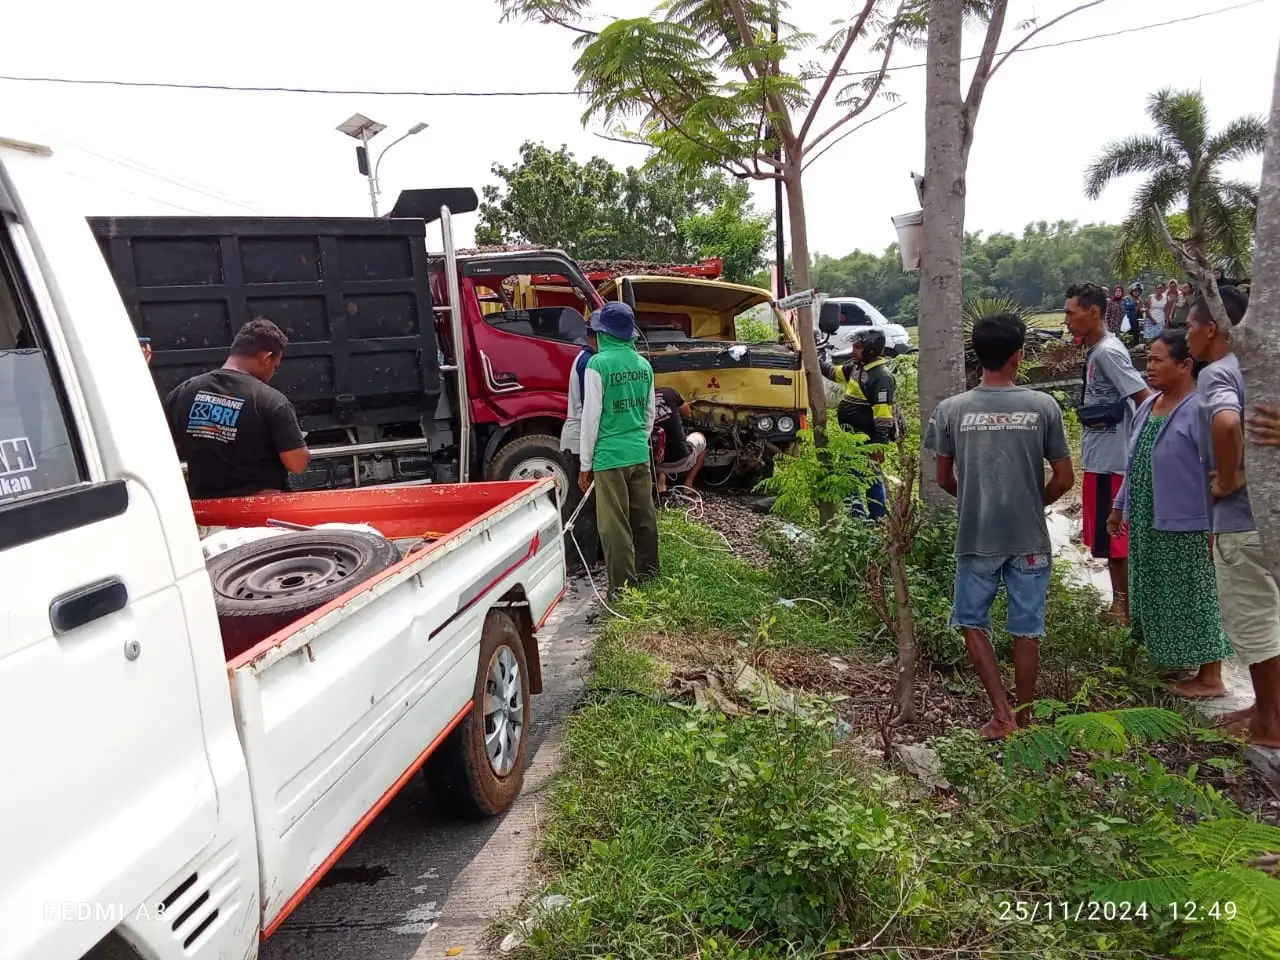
[950,553,1053,638]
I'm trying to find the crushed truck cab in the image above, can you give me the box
[596,272,807,482]
[0,137,566,960]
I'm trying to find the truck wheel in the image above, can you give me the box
[208,530,400,659]
[425,610,531,818]
[486,434,569,507]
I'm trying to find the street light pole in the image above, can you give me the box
[371,123,429,214]
[336,115,428,217]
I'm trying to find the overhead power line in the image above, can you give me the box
[0,0,1266,99]
[57,139,266,213]
[839,0,1271,79]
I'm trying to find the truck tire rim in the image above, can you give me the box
[510,457,568,502]
[483,646,524,777]
[213,541,362,600]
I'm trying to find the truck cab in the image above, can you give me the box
[432,248,604,501]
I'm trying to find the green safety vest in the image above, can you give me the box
[588,332,654,471]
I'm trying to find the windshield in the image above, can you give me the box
[734,302,797,347]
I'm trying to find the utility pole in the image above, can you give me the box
[772,3,786,298]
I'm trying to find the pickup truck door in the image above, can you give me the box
[0,154,220,960]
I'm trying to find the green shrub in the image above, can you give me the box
[756,415,882,526]
[734,313,776,343]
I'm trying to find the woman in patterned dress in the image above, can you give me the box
[1107,330,1233,697]
[1104,285,1127,335]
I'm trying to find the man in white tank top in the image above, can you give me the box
[1144,282,1169,340]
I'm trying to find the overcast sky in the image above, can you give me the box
[3,0,1276,260]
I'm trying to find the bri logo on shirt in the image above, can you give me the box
[186,391,244,444]
[960,411,1041,431]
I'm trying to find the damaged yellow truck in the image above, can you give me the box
[591,261,807,485]
[495,256,807,485]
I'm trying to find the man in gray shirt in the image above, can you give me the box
[1064,282,1151,625]
[1186,286,1280,749]
[925,313,1075,740]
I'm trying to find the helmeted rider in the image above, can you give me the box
[819,327,900,519]
[820,328,898,445]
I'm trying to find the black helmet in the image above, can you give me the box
[850,327,886,360]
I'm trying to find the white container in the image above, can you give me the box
[891,210,925,270]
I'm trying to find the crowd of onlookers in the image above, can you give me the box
[927,280,1280,748]
[1103,271,1252,346]
[561,287,1280,751]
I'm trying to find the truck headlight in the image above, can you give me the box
[777,415,796,433]
[757,416,775,432]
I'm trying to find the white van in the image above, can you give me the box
[816,295,915,357]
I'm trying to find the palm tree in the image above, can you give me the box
[1084,89,1266,278]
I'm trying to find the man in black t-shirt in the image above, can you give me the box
[164,317,310,499]
[652,386,706,493]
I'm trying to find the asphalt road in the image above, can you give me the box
[260,583,596,960]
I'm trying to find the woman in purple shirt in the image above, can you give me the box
[1108,329,1233,697]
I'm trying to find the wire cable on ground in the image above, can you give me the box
[561,478,633,622]
[0,0,1263,99]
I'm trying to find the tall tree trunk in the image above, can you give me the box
[889,444,920,724]
[785,162,836,524]
[1236,49,1280,577]
[1152,207,1229,326]
[916,0,968,505]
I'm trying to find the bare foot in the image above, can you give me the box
[1173,678,1229,699]
[1098,608,1129,627]
[1218,704,1256,730]
[981,717,1017,741]
[1246,717,1280,749]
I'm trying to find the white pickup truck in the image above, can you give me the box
[0,137,567,960]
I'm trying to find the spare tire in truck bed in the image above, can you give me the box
[208,529,400,660]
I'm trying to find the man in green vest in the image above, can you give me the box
[578,302,659,594]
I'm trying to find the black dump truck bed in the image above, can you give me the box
[90,216,440,435]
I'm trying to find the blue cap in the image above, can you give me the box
[591,301,638,340]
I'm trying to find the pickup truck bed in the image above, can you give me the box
[190,480,564,935]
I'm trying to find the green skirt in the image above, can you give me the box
[1128,415,1233,668]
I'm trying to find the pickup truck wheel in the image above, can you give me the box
[425,610,531,818]
[209,530,400,659]
[486,434,569,507]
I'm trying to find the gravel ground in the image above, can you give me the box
[665,490,779,567]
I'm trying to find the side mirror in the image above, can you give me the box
[817,302,841,336]
[621,278,637,311]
